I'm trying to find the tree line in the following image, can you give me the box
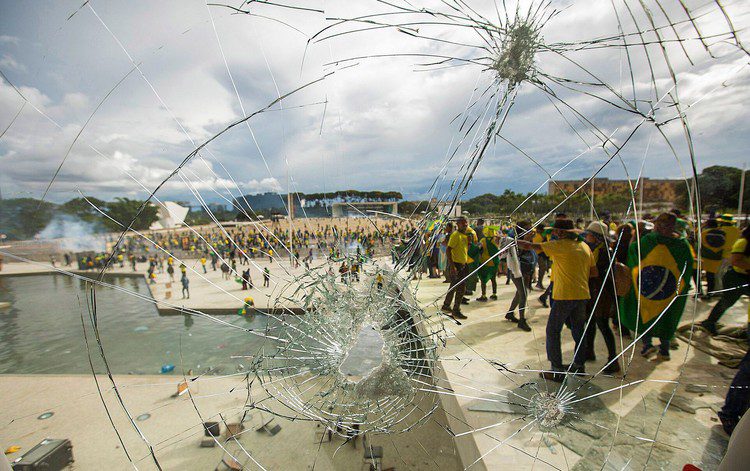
[2,166,744,240]
[300,190,402,202]
[0,197,158,240]
[398,166,750,218]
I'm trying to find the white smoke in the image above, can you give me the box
[36,214,107,252]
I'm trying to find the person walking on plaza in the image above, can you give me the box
[476,226,499,302]
[620,213,693,361]
[538,213,568,307]
[463,223,480,298]
[474,219,485,244]
[518,218,596,382]
[699,225,750,335]
[533,225,549,289]
[699,218,722,297]
[263,267,270,287]
[167,263,175,282]
[181,273,190,299]
[441,216,470,320]
[505,223,533,332]
[581,221,620,374]
[200,256,207,274]
[441,222,453,284]
[612,223,634,338]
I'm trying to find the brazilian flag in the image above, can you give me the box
[466,242,481,291]
[478,236,499,283]
[701,227,729,273]
[619,232,693,339]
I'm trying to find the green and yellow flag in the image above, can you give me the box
[478,236,499,283]
[701,227,731,273]
[619,232,693,339]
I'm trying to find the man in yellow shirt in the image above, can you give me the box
[441,217,470,319]
[519,218,597,382]
[700,225,750,335]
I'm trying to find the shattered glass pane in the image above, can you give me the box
[1,0,749,470]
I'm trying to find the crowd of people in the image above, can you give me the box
[431,210,749,437]
[45,211,748,437]
[58,218,415,284]
[111,218,415,267]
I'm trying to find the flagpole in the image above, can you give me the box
[639,177,644,216]
[590,173,595,222]
[738,163,746,224]
[287,169,293,264]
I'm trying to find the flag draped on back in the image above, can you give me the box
[701,227,728,273]
[701,224,740,273]
[619,232,693,339]
[478,236,499,283]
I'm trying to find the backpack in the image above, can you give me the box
[613,261,631,297]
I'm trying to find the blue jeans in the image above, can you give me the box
[719,337,750,434]
[546,299,587,370]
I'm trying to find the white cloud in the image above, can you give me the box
[244,177,283,194]
[0,0,749,205]
[0,35,19,45]
[61,92,89,109]
[0,54,25,72]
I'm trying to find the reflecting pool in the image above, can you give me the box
[0,274,274,375]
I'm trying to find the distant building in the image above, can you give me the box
[233,192,303,216]
[331,201,398,217]
[232,192,334,218]
[435,201,462,218]
[150,201,189,230]
[206,202,228,214]
[548,178,687,206]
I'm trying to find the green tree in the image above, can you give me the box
[104,198,158,231]
[60,196,107,222]
[0,198,57,240]
[697,166,749,213]
[398,200,429,215]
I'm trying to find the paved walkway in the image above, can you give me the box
[0,374,460,470]
[1,260,747,469]
[415,275,746,469]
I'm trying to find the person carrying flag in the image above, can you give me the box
[699,225,750,335]
[700,217,734,298]
[620,213,693,361]
[463,223,480,298]
[476,226,500,302]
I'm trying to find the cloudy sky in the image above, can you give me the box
[1,0,749,206]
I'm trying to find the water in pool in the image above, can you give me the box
[0,274,280,375]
